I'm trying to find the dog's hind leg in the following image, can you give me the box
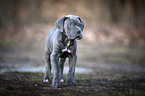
[59,58,66,82]
[43,52,51,83]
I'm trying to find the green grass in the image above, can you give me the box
[106,56,130,63]
[107,91,145,96]
[30,78,42,81]
[75,74,91,79]
[57,92,75,96]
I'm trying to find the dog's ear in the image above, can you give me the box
[78,17,84,31]
[55,16,68,32]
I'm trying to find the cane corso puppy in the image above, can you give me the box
[43,15,84,88]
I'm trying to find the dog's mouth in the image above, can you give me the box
[75,36,81,40]
[69,36,81,40]
[68,35,83,40]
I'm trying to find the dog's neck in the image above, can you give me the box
[58,32,74,58]
[60,32,74,47]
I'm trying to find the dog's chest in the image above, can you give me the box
[59,38,74,58]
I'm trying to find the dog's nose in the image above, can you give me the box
[77,31,81,34]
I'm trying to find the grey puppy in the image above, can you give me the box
[43,15,84,88]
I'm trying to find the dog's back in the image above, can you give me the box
[45,27,60,53]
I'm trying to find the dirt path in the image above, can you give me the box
[0,42,145,96]
[0,71,145,96]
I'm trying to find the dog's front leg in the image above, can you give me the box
[50,53,60,88]
[59,58,66,82]
[66,54,77,86]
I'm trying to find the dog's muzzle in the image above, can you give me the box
[72,32,83,40]
[75,36,81,40]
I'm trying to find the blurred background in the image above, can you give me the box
[0,0,145,73]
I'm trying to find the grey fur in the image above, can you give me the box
[43,15,84,88]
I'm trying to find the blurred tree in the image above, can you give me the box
[0,0,144,45]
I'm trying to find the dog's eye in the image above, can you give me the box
[78,24,84,31]
[69,23,73,27]
[79,24,83,28]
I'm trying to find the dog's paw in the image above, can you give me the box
[60,79,64,83]
[52,79,60,88]
[66,79,76,86]
[52,82,60,88]
[42,79,51,83]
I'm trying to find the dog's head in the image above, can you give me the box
[56,15,84,40]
